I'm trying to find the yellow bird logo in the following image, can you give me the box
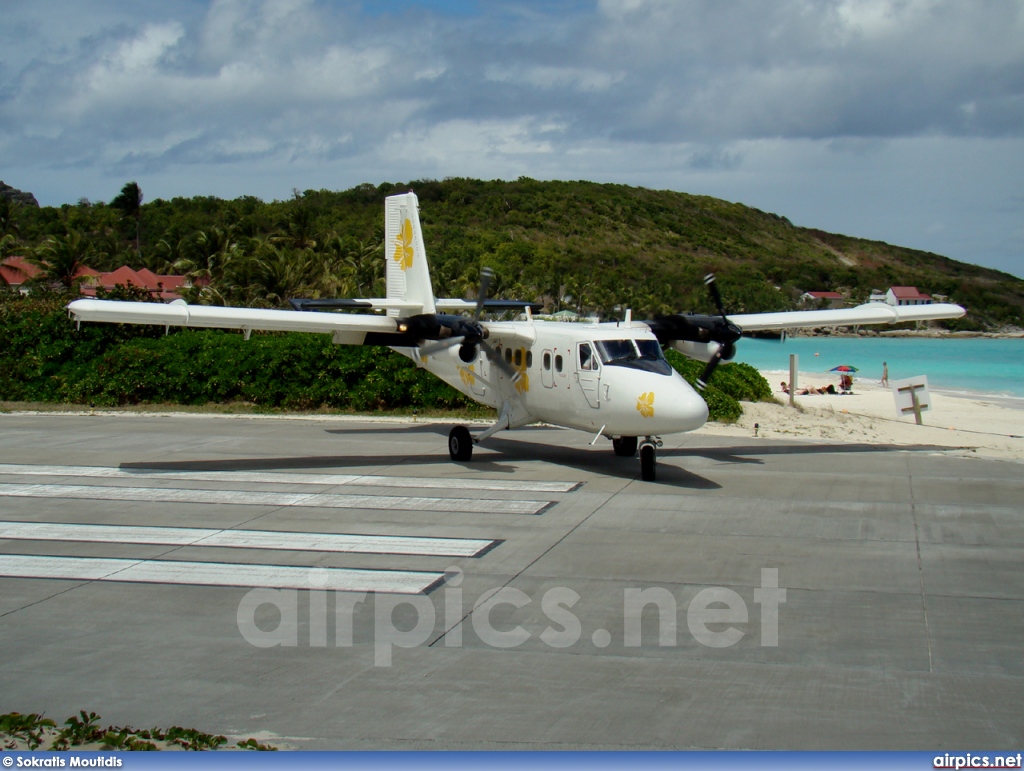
[459,365,476,387]
[636,391,655,418]
[392,218,414,271]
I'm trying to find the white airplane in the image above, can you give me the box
[68,192,966,481]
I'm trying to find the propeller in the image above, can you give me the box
[645,273,743,390]
[405,268,519,381]
[696,273,742,389]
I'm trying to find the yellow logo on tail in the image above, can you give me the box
[459,365,476,387]
[636,391,655,418]
[393,218,414,271]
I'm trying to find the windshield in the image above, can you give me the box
[595,338,672,375]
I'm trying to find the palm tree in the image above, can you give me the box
[28,229,95,292]
[0,235,27,290]
[110,182,143,259]
[312,234,365,298]
[179,227,246,305]
[254,247,314,307]
[565,275,594,316]
[0,196,21,238]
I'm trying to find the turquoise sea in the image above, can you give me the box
[734,337,1024,399]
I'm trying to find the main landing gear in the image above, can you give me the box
[448,425,473,461]
[611,435,662,481]
[449,424,662,482]
[449,405,515,463]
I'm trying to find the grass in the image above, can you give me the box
[1,710,276,751]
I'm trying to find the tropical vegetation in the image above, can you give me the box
[0,291,766,421]
[2,178,1022,328]
[2,176,1021,420]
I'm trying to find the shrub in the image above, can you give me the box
[0,297,771,424]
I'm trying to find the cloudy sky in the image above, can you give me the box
[2,0,1023,276]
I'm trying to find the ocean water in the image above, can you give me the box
[734,337,1024,399]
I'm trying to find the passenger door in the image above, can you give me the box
[575,342,601,409]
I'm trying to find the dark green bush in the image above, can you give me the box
[1,297,769,422]
[665,350,772,423]
[0,297,476,411]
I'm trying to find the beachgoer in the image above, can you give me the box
[881,362,889,387]
[780,381,789,393]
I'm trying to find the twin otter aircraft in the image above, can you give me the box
[69,192,965,481]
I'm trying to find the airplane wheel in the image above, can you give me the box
[448,425,473,462]
[613,436,638,457]
[639,443,656,482]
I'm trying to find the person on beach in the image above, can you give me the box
[780,381,789,393]
[881,362,889,387]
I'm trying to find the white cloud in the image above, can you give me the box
[485,64,624,92]
[1,0,1022,276]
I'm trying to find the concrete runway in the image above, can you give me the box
[1,412,1021,749]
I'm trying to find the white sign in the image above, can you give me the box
[891,375,931,424]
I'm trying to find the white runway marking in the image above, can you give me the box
[0,554,442,593]
[0,521,498,557]
[0,482,552,515]
[0,464,580,493]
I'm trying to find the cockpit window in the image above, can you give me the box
[595,338,672,375]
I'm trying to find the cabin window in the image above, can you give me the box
[514,349,522,367]
[526,351,533,368]
[555,355,563,373]
[543,352,551,370]
[505,348,513,364]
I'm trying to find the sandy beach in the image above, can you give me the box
[697,372,1024,463]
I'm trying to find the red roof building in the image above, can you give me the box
[886,286,932,306]
[3,256,192,301]
[77,265,193,301]
[800,290,844,309]
[1,256,40,288]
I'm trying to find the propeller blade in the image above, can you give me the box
[481,339,519,381]
[418,336,465,357]
[704,273,726,320]
[697,349,723,390]
[475,267,494,321]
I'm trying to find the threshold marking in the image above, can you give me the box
[0,554,441,594]
[0,483,551,515]
[0,521,498,558]
[0,464,580,493]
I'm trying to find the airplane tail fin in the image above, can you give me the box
[384,192,436,317]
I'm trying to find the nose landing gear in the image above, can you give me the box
[638,436,663,482]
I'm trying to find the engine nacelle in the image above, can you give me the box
[669,340,722,364]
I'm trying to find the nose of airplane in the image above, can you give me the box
[604,368,710,436]
[661,375,709,433]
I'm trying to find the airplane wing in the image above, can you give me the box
[727,301,966,331]
[479,321,538,346]
[646,299,966,386]
[66,298,413,346]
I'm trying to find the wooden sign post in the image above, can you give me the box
[891,376,931,425]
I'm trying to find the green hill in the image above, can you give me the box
[5,177,1023,329]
